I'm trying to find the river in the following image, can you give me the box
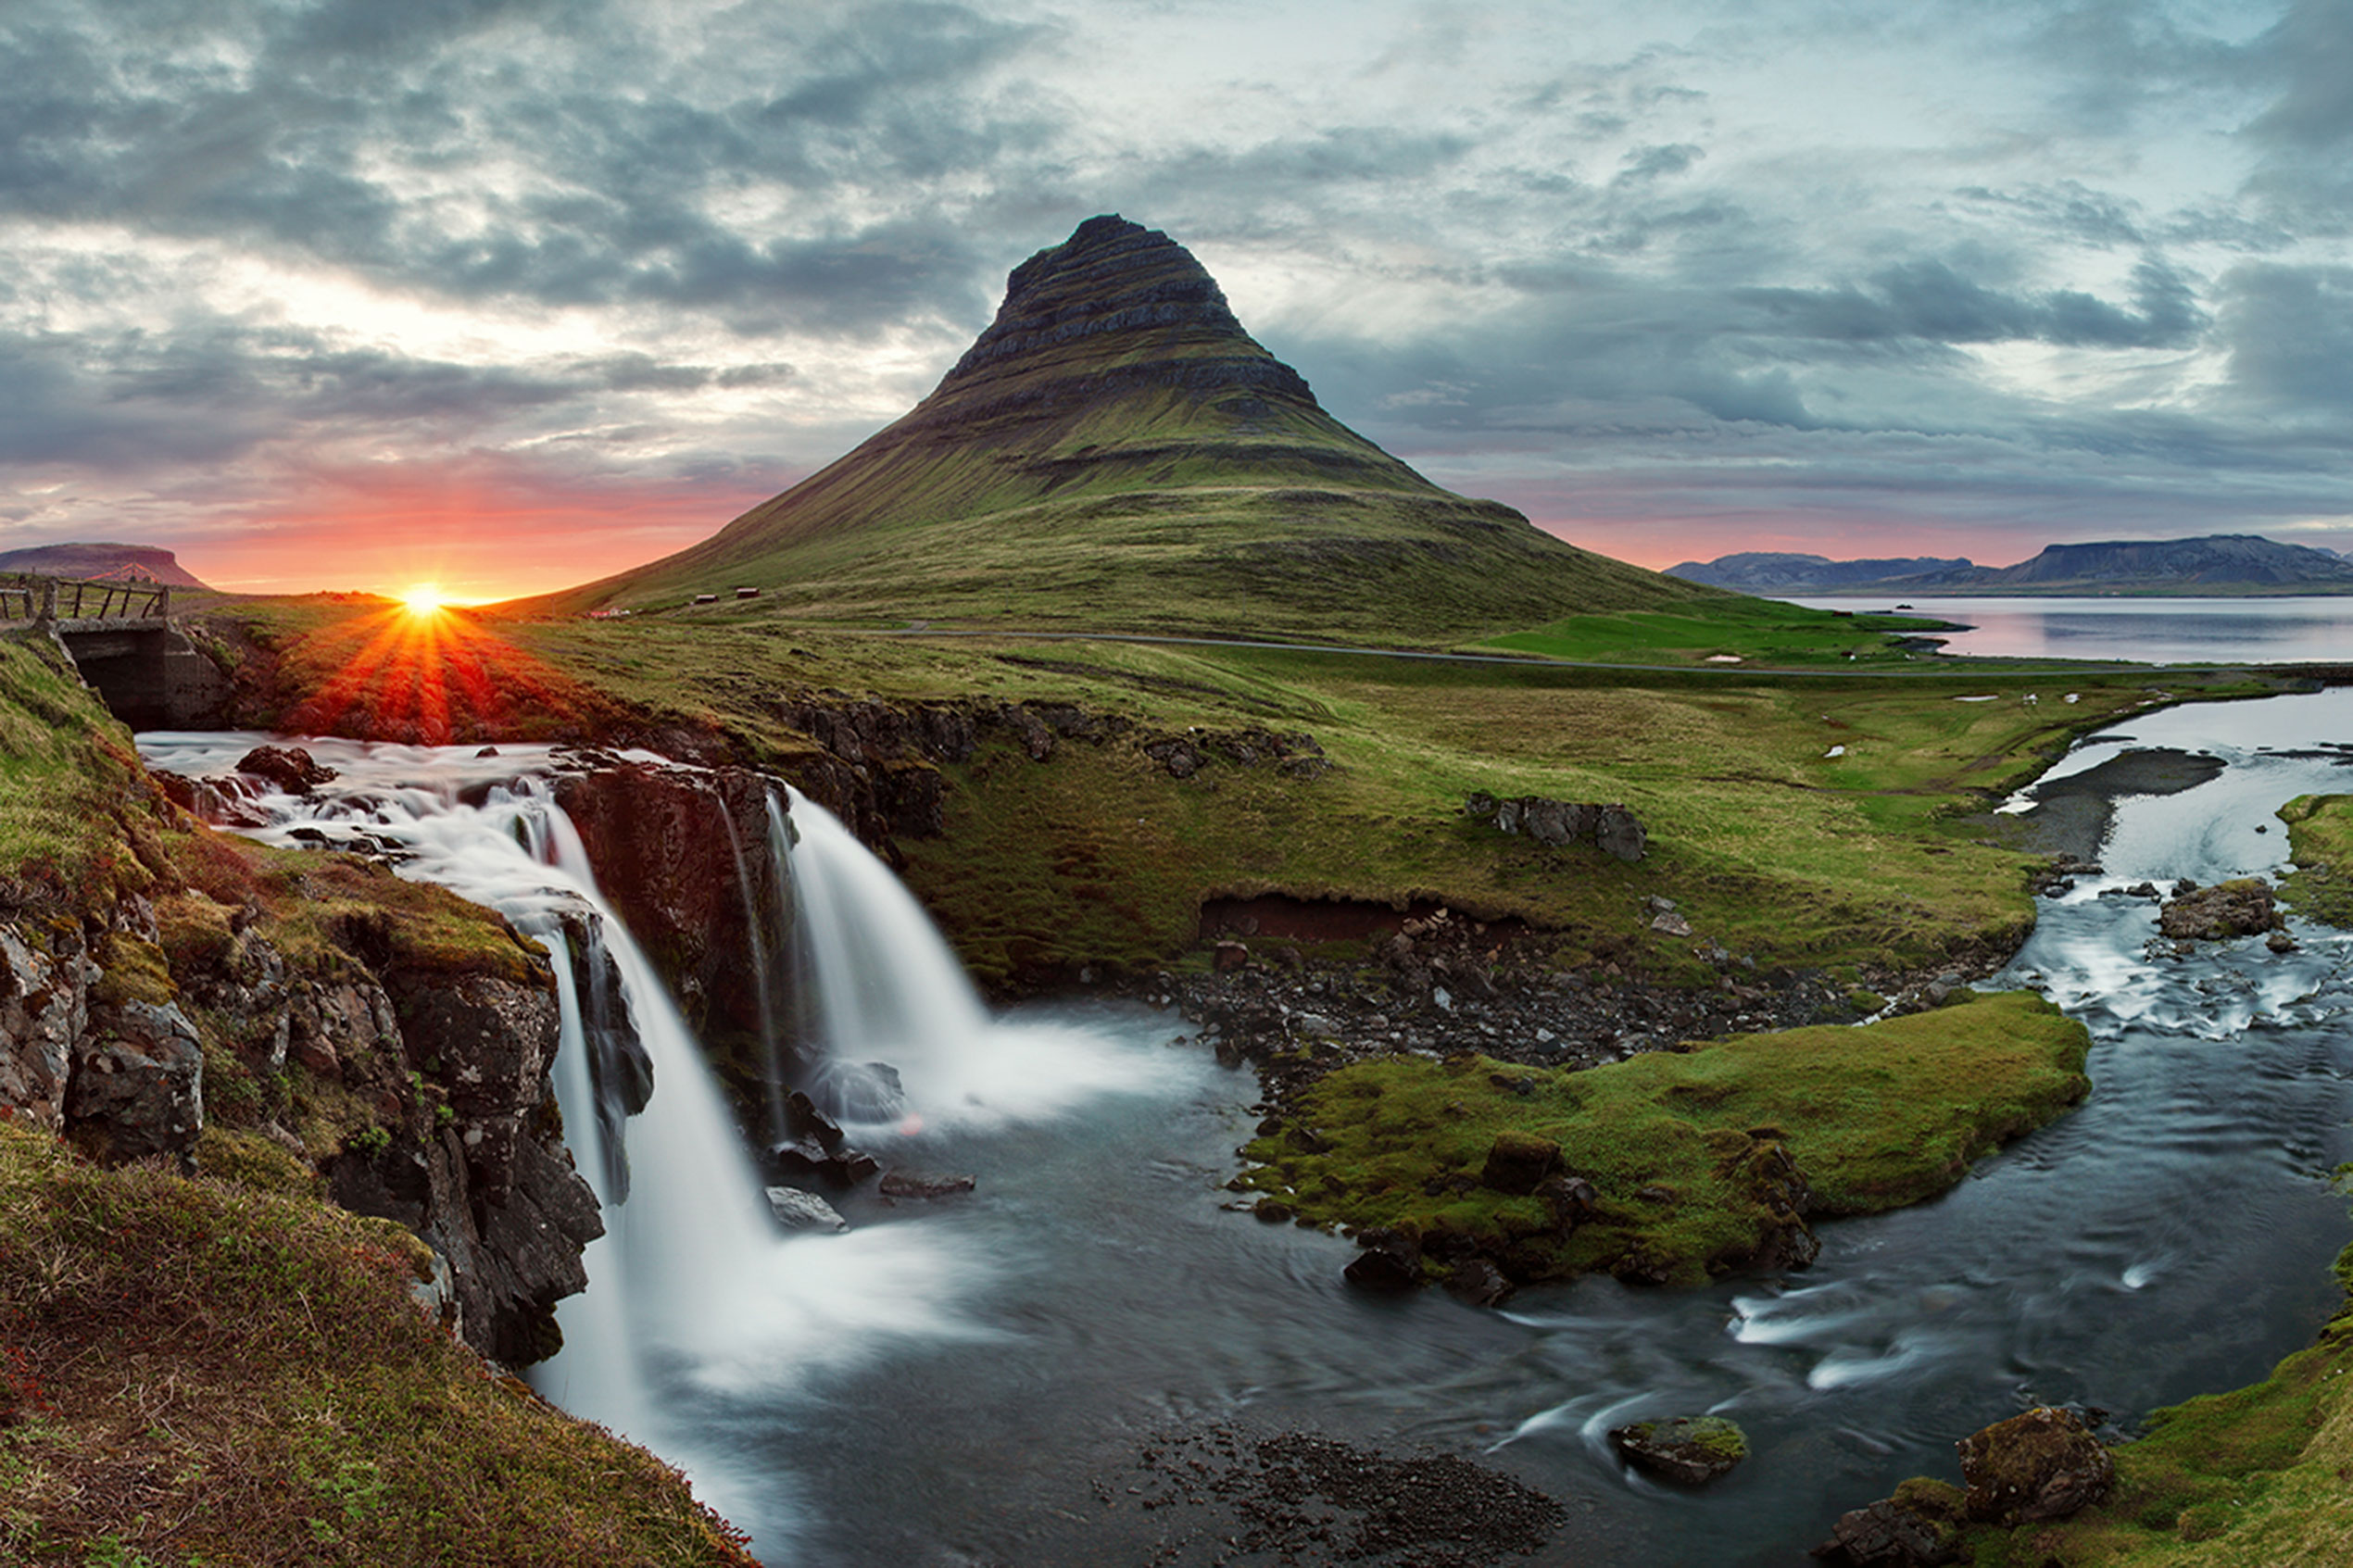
[138,689,2353,1564]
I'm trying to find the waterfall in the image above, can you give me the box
[711,787,788,1145]
[774,785,989,1125]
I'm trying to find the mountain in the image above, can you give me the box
[0,541,209,589]
[1665,552,1974,592]
[1669,535,2353,596]
[542,215,1717,640]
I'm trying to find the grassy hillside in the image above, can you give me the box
[533,216,1718,643]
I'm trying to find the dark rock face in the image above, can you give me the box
[1607,1416,1748,1485]
[551,758,787,1045]
[64,999,205,1164]
[2158,878,2282,941]
[1957,1406,2114,1524]
[0,925,84,1130]
[766,1185,849,1232]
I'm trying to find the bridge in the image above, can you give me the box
[3,572,226,729]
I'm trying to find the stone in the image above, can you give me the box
[1342,1227,1422,1292]
[1213,941,1251,972]
[1445,1258,1515,1308]
[235,744,338,795]
[771,1136,882,1186]
[1650,911,1694,937]
[2158,878,2281,941]
[879,1170,977,1200]
[1811,1489,1965,1566]
[65,1000,205,1164]
[766,1185,850,1232]
[1957,1406,2114,1524]
[1533,1173,1600,1228]
[1596,806,1648,862]
[1480,1130,1565,1195]
[2268,929,2298,953]
[785,1089,847,1151]
[1607,1416,1748,1485]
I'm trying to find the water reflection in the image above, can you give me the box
[1784,595,2353,664]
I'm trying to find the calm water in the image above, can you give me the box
[142,695,2353,1565]
[1785,595,2353,664]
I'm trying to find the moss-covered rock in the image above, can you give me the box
[1607,1415,1748,1485]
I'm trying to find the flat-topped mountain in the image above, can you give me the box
[1666,552,1974,593]
[542,215,1715,640]
[0,541,209,589]
[1670,535,2353,596]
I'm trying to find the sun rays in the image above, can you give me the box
[283,600,592,744]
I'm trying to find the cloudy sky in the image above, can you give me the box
[3,0,2348,598]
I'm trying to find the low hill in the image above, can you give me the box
[1672,535,2353,596]
[0,541,210,589]
[536,215,1719,642]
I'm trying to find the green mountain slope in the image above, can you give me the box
[545,215,1718,642]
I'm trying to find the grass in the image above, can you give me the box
[0,1121,753,1567]
[2279,794,2353,927]
[1231,990,2090,1286]
[0,636,156,913]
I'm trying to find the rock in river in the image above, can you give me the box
[1606,1415,1748,1485]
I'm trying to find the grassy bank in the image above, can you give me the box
[1232,990,2090,1286]
[0,1123,753,1568]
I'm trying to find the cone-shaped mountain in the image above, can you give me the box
[555,215,1715,639]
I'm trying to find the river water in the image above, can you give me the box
[138,693,2353,1565]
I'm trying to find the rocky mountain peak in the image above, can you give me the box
[937,214,1308,403]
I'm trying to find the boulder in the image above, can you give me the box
[1596,807,1647,863]
[65,1000,205,1164]
[2158,878,2282,941]
[1607,1416,1748,1486]
[766,1185,850,1232]
[1213,941,1251,972]
[1957,1406,2114,1524]
[1811,1483,1965,1566]
[1342,1227,1422,1292]
[235,744,337,795]
[771,1135,881,1186]
[1445,1258,1515,1308]
[879,1170,977,1200]
[1479,1130,1566,1195]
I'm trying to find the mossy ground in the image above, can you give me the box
[0,1122,753,1568]
[2279,793,2353,927]
[1233,990,2090,1285]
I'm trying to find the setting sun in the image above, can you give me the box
[399,583,447,618]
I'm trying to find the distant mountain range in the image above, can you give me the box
[1667,535,2353,596]
[0,541,210,589]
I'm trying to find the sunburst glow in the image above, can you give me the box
[400,583,447,618]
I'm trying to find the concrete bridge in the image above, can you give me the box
[3,573,229,728]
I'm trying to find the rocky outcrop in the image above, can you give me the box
[1814,1409,2110,1564]
[1957,1406,2113,1524]
[65,999,205,1164]
[1607,1416,1748,1486]
[550,755,787,1048]
[1464,793,1647,862]
[0,924,85,1129]
[2158,878,2283,941]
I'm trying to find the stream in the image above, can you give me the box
[138,684,2353,1565]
